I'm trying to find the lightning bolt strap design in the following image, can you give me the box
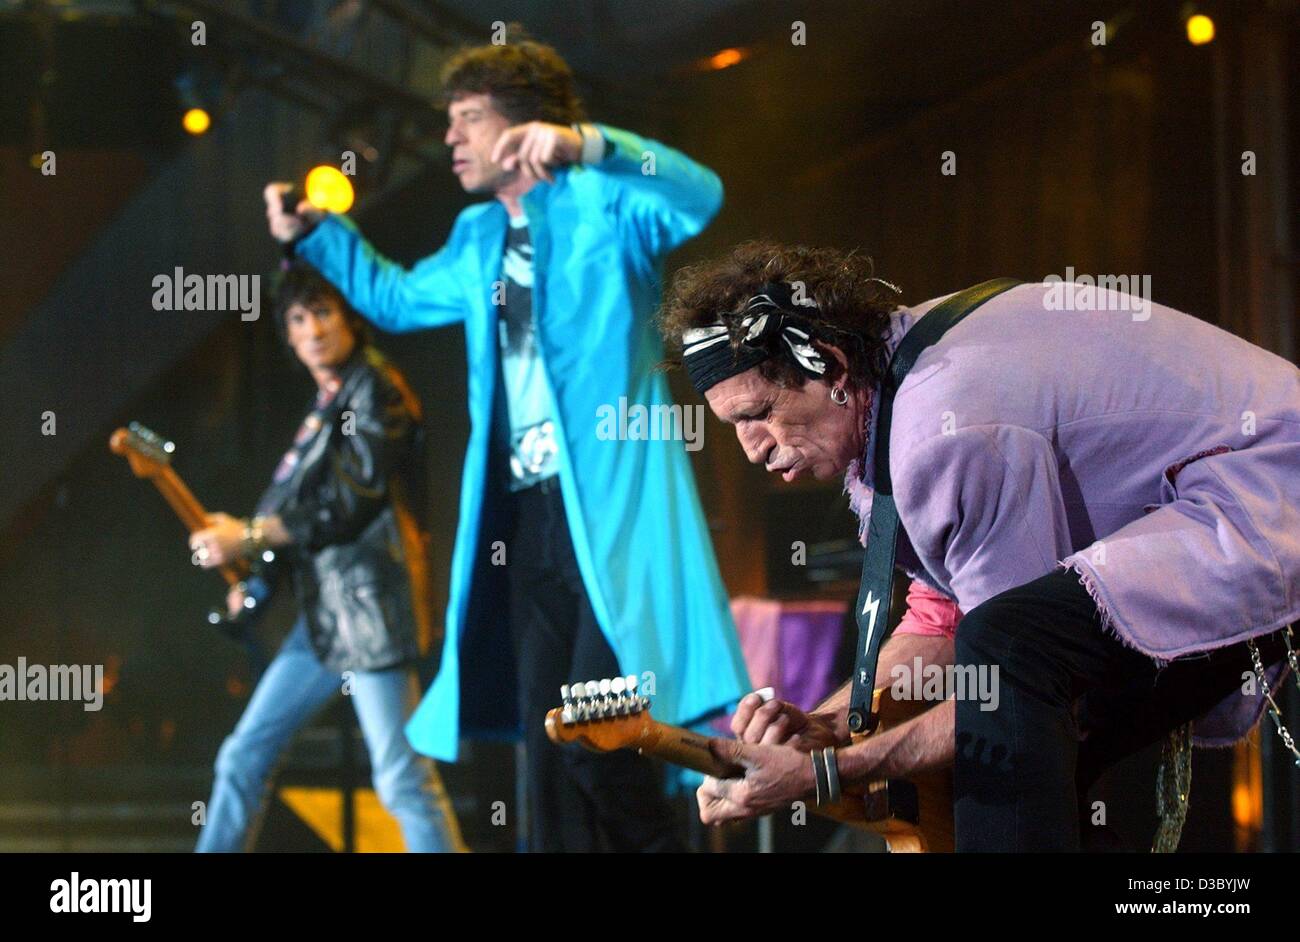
[861,590,880,654]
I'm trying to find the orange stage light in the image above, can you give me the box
[708,48,746,70]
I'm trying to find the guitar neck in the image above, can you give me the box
[152,465,209,532]
[637,717,743,778]
[152,466,249,586]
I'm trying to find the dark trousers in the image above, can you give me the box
[508,480,684,852]
[953,567,1289,851]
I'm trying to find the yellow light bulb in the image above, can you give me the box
[1186,14,1215,46]
[305,165,355,214]
[182,108,211,135]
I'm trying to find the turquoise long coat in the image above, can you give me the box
[297,125,751,760]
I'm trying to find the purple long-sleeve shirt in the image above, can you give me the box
[846,281,1300,746]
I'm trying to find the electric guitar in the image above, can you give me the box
[546,676,953,852]
[109,422,275,639]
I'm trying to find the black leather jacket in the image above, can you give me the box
[258,346,433,672]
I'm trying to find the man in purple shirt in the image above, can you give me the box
[659,241,1299,851]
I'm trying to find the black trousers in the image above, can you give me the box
[953,567,1289,851]
[508,480,684,852]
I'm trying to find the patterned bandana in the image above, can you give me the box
[681,282,829,394]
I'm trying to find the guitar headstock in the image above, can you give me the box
[544,675,655,753]
[109,422,175,480]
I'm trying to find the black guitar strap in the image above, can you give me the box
[846,278,1022,735]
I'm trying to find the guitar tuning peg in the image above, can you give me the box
[560,683,571,701]
[611,677,631,714]
[599,678,612,695]
[626,674,638,692]
[585,680,600,698]
[571,680,591,720]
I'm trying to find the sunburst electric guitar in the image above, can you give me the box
[109,422,275,636]
[545,676,953,852]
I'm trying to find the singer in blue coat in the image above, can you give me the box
[282,36,749,850]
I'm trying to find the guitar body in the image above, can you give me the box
[855,687,953,853]
[545,678,953,853]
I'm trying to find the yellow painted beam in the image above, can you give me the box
[278,786,405,853]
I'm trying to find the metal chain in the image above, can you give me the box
[1247,626,1300,767]
[1150,626,1300,853]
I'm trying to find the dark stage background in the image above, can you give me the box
[0,0,1296,851]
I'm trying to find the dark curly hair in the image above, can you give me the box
[438,24,585,125]
[273,263,369,352]
[658,241,903,392]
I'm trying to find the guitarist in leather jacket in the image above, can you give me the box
[189,264,464,852]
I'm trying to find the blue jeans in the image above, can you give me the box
[196,618,462,852]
